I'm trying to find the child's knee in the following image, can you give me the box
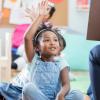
[0,83,7,91]
[66,89,84,100]
[23,83,36,96]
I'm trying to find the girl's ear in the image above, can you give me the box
[35,46,40,56]
[35,46,39,52]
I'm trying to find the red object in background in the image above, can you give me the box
[77,0,88,5]
[49,0,63,3]
[12,24,29,48]
[76,0,89,9]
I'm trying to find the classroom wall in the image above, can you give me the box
[0,0,68,27]
[51,0,68,26]
[68,0,89,34]
[61,30,100,70]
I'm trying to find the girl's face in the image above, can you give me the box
[38,31,61,57]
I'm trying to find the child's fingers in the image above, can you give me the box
[38,0,49,16]
[39,0,48,9]
[44,0,48,8]
[25,15,33,21]
[25,8,32,14]
[44,0,49,11]
[25,6,35,14]
[25,8,36,16]
[24,10,33,18]
[42,0,48,8]
[44,0,49,15]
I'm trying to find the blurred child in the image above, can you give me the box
[11,0,55,70]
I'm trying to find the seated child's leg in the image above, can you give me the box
[0,83,6,99]
[65,89,84,100]
[0,83,8,97]
[0,82,22,100]
[22,83,49,100]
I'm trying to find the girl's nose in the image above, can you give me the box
[50,40,55,45]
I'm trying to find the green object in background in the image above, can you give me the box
[62,31,100,70]
[70,71,90,93]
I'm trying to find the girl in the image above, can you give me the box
[22,0,84,100]
[0,1,56,100]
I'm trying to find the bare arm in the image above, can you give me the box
[56,67,70,100]
[24,0,48,62]
[24,16,44,62]
[25,5,38,22]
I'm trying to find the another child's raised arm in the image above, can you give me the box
[24,0,48,62]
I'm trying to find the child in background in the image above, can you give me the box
[11,0,55,70]
[0,1,56,100]
[22,0,84,100]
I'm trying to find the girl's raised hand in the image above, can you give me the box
[25,5,38,22]
[56,92,65,100]
[39,0,49,16]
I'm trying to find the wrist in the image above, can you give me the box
[35,15,44,23]
[57,92,65,97]
[38,15,45,19]
[60,93,65,97]
[56,93,64,100]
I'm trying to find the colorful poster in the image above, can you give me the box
[76,0,90,10]
[49,0,63,3]
[4,0,21,9]
[9,0,39,24]
[0,0,2,11]
[9,7,32,24]
[0,0,2,21]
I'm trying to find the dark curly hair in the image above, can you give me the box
[32,24,66,55]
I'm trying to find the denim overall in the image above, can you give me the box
[31,58,61,99]
[23,56,84,100]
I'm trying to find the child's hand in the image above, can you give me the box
[56,93,64,100]
[25,6,37,22]
[39,0,49,16]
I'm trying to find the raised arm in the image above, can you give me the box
[24,0,48,62]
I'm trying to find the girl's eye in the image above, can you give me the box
[43,39,49,42]
[54,39,58,42]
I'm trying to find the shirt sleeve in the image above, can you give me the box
[27,54,38,71]
[59,58,70,71]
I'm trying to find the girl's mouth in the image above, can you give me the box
[49,47,56,51]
